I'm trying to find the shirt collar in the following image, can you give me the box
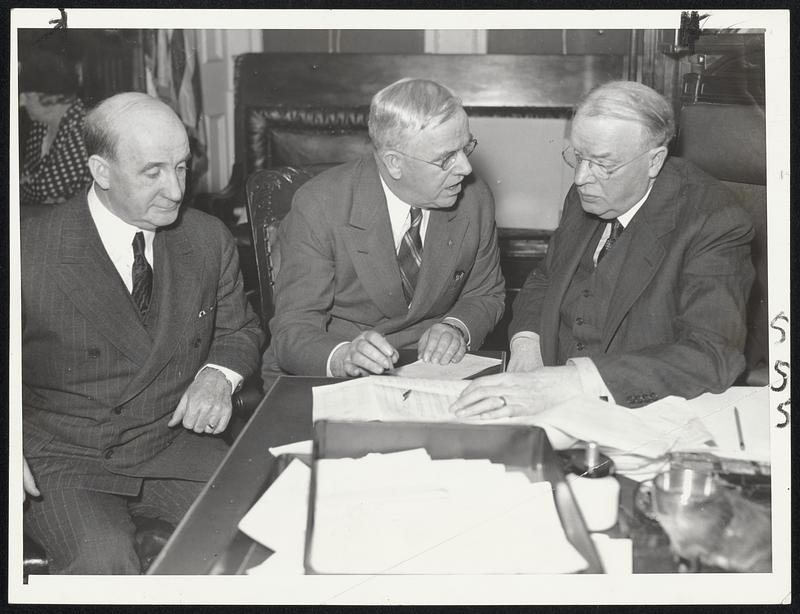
[87,183,155,260]
[378,172,429,236]
[617,182,654,228]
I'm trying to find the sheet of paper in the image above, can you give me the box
[392,353,502,379]
[591,534,633,574]
[307,450,587,574]
[268,439,313,457]
[238,458,311,553]
[313,377,469,423]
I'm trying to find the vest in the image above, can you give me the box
[557,222,631,364]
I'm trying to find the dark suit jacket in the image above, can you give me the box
[509,158,754,407]
[21,191,264,494]
[268,155,505,376]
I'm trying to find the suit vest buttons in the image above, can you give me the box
[193,337,203,348]
[575,317,584,326]
[104,448,115,460]
[576,342,586,351]
[582,289,591,298]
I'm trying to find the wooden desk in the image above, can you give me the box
[149,370,755,575]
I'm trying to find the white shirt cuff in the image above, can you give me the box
[442,317,471,349]
[326,342,350,377]
[565,356,615,404]
[198,364,243,394]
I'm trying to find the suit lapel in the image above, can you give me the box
[410,208,468,317]
[117,221,202,405]
[541,196,601,363]
[341,158,408,319]
[55,195,153,366]
[602,168,678,348]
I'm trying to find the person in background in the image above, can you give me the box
[21,92,263,574]
[263,78,505,381]
[19,48,92,206]
[452,80,753,418]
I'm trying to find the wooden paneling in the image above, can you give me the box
[235,53,624,110]
[488,29,630,55]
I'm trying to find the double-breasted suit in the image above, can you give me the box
[22,192,263,495]
[266,155,505,376]
[509,158,754,406]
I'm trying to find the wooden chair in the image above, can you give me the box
[675,102,768,385]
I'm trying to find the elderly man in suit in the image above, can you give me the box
[21,92,263,574]
[452,80,754,418]
[264,78,505,379]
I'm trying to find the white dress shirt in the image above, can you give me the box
[87,184,241,393]
[511,183,654,403]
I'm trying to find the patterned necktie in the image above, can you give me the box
[596,219,624,265]
[131,231,153,318]
[397,207,423,305]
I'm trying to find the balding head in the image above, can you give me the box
[86,92,191,230]
[84,92,184,161]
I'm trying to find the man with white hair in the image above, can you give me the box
[265,78,505,379]
[453,80,754,417]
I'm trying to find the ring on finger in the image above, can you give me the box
[206,423,217,431]
[498,396,507,408]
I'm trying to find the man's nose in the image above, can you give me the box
[162,169,185,202]
[452,150,472,176]
[572,159,596,186]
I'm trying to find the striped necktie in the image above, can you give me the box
[397,207,423,306]
[131,231,153,318]
[596,219,624,265]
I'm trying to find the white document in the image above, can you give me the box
[307,450,587,574]
[312,376,469,423]
[268,439,313,457]
[392,353,502,379]
[238,459,311,554]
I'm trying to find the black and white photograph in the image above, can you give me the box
[8,7,790,606]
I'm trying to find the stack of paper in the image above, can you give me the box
[307,448,588,574]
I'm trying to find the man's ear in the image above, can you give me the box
[87,154,111,190]
[380,150,404,181]
[647,146,668,178]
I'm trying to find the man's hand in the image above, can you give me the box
[330,330,399,377]
[169,367,232,435]
[507,336,544,373]
[417,322,467,365]
[450,366,582,420]
[23,456,40,501]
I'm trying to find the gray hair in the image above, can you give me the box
[368,78,463,151]
[84,92,169,160]
[575,80,676,148]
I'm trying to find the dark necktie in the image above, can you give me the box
[596,219,624,265]
[131,231,153,318]
[397,207,423,305]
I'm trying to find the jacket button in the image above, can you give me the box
[193,338,202,348]
[104,449,114,459]
[576,342,585,351]
[87,348,101,359]
[582,289,591,298]
[575,317,584,325]
[113,407,123,415]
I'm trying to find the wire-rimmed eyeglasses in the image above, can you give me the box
[562,146,654,181]
[396,137,478,172]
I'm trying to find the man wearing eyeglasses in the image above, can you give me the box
[265,78,505,378]
[452,80,754,417]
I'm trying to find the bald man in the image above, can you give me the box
[21,92,263,573]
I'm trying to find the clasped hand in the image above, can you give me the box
[330,323,467,377]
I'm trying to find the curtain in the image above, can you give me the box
[142,29,208,197]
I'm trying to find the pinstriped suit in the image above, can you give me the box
[21,191,263,572]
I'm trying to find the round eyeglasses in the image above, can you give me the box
[396,137,478,172]
[562,146,653,181]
